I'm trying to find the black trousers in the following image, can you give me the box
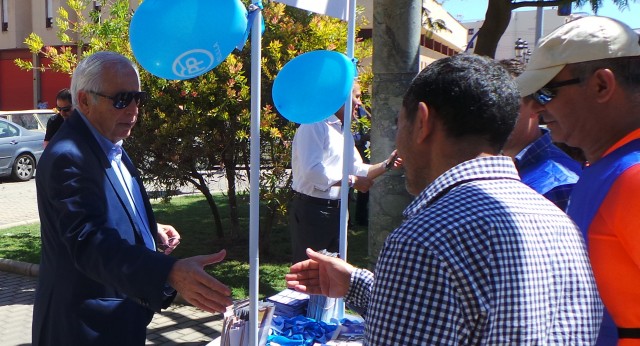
[355,190,369,226]
[288,194,342,263]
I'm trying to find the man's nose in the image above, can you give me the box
[528,99,546,114]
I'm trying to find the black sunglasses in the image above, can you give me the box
[531,78,581,105]
[56,105,72,112]
[89,91,148,109]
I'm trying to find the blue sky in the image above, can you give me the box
[440,0,640,28]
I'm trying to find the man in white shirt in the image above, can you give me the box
[289,82,399,262]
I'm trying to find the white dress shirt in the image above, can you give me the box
[291,115,370,200]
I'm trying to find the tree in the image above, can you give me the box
[128,2,373,250]
[17,0,373,255]
[473,0,634,57]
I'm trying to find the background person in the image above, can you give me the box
[516,16,640,346]
[287,54,602,345]
[44,88,74,148]
[289,81,399,263]
[33,51,232,345]
[499,59,582,211]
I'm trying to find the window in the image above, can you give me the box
[468,28,474,35]
[1,0,8,31]
[0,121,19,138]
[46,0,53,28]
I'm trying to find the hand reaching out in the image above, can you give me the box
[285,248,355,298]
[168,250,233,313]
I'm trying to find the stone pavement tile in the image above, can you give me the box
[146,305,223,345]
[0,270,226,346]
[0,272,35,346]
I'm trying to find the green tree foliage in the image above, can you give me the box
[16,0,373,254]
[473,0,635,57]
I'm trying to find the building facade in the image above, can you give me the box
[358,0,468,71]
[0,0,137,110]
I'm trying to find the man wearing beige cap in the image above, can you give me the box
[517,16,640,346]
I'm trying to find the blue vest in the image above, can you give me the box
[567,139,640,346]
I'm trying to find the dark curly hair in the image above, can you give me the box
[402,54,520,151]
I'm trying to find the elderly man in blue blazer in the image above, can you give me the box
[33,51,233,345]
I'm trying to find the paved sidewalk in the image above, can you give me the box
[0,179,39,229]
[0,270,224,345]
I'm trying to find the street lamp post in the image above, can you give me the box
[514,38,528,63]
[524,48,532,64]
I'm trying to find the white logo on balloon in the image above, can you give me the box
[172,47,221,79]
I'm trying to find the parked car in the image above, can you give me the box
[0,109,56,132]
[0,118,45,181]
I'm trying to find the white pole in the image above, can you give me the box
[249,5,262,346]
[535,0,544,44]
[338,0,357,320]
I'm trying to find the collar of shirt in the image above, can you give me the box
[602,127,640,158]
[326,115,341,125]
[109,144,123,163]
[326,115,342,129]
[514,128,552,170]
[403,156,520,219]
[76,109,125,160]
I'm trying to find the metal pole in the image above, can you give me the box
[33,53,41,108]
[535,0,544,45]
[249,5,262,345]
[338,0,358,320]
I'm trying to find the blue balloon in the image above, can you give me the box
[130,0,248,80]
[272,50,356,124]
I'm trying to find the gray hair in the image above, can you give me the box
[70,51,140,108]
[569,56,640,93]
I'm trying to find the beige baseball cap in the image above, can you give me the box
[516,16,640,97]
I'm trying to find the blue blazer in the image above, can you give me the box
[33,111,177,345]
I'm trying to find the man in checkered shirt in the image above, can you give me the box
[286,54,602,345]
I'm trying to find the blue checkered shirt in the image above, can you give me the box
[514,129,581,211]
[344,156,602,345]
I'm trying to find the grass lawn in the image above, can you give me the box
[0,193,371,300]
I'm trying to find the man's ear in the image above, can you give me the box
[415,102,432,143]
[76,91,91,114]
[591,68,617,103]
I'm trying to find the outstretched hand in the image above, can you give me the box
[285,248,355,298]
[168,250,232,313]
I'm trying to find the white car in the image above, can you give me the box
[0,118,45,181]
[0,109,56,132]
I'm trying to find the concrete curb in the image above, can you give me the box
[0,258,39,277]
[0,219,40,230]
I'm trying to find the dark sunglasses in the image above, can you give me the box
[531,78,581,105]
[89,91,148,109]
[56,106,72,112]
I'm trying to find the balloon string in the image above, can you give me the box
[236,1,265,51]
